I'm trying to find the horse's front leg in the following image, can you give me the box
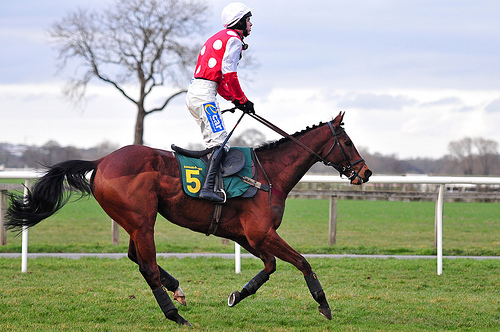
[128,239,186,306]
[227,241,276,307]
[304,272,331,320]
[259,230,332,320]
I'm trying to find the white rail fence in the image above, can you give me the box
[1,171,500,275]
[297,174,500,275]
[0,170,38,273]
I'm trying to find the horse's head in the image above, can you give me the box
[321,112,372,185]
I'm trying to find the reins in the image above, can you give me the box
[250,113,328,162]
[223,107,327,163]
[222,107,363,178]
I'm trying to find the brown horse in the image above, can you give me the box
[6,112,371,326]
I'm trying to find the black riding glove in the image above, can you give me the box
[236,100,255,114]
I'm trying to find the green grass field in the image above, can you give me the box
[1,188,499,330]
[1,196,499,256]
[0,257,498,331]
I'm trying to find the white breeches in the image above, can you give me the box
[185,79,229,150]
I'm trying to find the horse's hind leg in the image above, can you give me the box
[129,229,190,326]
[128,239,186,306]
[159,268,186,306]
[228,241,276,307]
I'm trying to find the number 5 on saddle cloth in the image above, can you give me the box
[174,146,260,200]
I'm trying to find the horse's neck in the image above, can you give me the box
[257,127,329,194]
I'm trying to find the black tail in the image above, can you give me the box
[5,160,97,234]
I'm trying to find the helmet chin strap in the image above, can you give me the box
[242,28,250,39]
[232,29,249,50]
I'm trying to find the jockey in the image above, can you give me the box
[185,2,255,203]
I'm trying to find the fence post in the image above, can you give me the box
[111,220,119,245]
[21,179,30,273]
[436,184,445,276]
[434,193,438,248]
[329,195,337,245]
[0,190,7,245]
[235,242,241,274]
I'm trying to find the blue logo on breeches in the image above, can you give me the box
[203,102,224,133]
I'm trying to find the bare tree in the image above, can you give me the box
[448,137,499,175]
[50,0,208,145]
[474,137,498,175]
[448,137,475,175]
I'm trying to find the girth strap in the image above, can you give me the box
[206,204,223,236]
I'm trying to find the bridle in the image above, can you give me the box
[234,111,365,181]
[322,122,366,181]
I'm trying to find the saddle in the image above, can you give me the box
[172,144,262,200]
[172,144,246,177]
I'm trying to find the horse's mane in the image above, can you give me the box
[255,122,327,152]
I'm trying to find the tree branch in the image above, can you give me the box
[145,89,187,115]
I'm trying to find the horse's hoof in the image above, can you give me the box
[318,306,332,320]
[228,291,241,307]
[174,316,191,326]
[173,287,187,306]
[176,318,192,326]
[166,310,191,326]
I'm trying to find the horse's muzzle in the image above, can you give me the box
[350,167,372,185]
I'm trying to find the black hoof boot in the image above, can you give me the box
[305,272,332,320]
[228,288,251,307]
[314,290,332,320]
[153,286,191,326]
[318,304,332,320]
[228,291,241,307]
[229,271,270,307]
[166,309,192,326]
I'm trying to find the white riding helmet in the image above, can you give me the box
[221,2,252,28]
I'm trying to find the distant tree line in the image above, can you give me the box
[447,137,498,175]
[1,134,499,176]
[310,136,500,176]
[0,141,119,169]
[261,132,500,176]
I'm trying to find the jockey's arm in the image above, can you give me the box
[220,37,248,104]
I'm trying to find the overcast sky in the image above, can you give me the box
[1,0,500,159]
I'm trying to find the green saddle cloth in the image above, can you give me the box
[176,147,254,199]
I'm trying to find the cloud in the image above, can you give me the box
[420,97,477,113]
[336,93,417,111]
[485,99,500,113]
[3,1,500,159]
[456,106,475,113]
[421,97,462,107]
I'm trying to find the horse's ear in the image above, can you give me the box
[334,111,345,126]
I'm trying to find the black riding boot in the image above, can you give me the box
[199,147,225,203]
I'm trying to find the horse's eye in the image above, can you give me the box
[345,140,352,147]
